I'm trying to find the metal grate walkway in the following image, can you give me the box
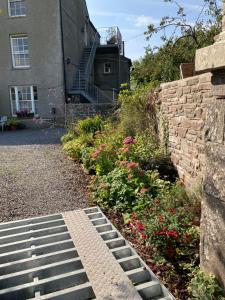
[0,208,175,300]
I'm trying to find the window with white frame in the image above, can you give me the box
[10,86,38,116]
[8,0,26,17]
[10,35,30,68]
[104,62,112,74]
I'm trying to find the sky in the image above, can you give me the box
[86,0,209,61]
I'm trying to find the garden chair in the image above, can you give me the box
[0,116,7,132]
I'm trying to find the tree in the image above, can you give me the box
[132,0,223,85]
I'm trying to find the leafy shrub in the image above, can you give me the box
[63,134,93,161]
[188,268,225,300]
[91,163,169,212]
[76,115,104,135]
[118,83,157,136]
[61,131,76,145]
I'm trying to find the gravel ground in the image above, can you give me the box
[0,128,89,222]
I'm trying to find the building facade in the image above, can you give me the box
[0,0,131,124]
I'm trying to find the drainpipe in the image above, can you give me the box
[59,0,67,102]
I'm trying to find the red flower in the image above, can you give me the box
[158,215,164,222]
[123,136,136,145]
[127,162,139,169]
[167,231,179,238]
[136,222,145,231]
[169,208,175,215]
[155,199,160,205]
[140,234,148,240]
[140,188,149,194]
[137,170,145,176]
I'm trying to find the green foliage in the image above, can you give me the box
[63,134,94,161]
[76,115,104,135]
[6,118,22,127]
[132,0,222,85]
[188,268,225,300]
[91,163,169,212]
[118,83,158,136]
[118,133,163,167]
[61,131,76,145]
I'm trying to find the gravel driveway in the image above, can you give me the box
[0,128,89,222]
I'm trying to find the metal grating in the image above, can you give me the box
[84,207,175,300]
[0,214,95,300]
[0,208,175,300]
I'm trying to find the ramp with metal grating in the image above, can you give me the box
[0,208,175,300]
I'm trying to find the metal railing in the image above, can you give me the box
[85,32,99,80]
[73,69,114,104]
[98,27,123,54]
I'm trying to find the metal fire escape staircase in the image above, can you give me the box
[69,35,112,104]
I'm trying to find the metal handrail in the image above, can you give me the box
[85,32,99,79]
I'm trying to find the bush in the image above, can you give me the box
[188,268,225,300]
[61,131,76,144]
[91,163,170,212]
[63,134,93,161]
[76,115,104,135]
[118,83,158,136]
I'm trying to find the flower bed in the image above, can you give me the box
[62,112,224,299]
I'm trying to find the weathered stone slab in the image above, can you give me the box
[195,42,225,72]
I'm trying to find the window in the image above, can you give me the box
[10,35,30,68]
[104,62,112,74]
[8,0,26,17]
[10,86,38,116]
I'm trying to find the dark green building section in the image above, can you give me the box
[94,46,131,101]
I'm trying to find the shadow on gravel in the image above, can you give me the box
[0,128,66,146]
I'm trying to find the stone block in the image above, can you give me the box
[195,41,225,72]
[177,127,187,138]
[186,133,197,143]
[183,86,191,94]
[187,78,199,86]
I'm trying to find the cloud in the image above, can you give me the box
[134,15,157,27]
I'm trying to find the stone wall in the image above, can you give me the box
[159,72,213,189]
[66,103,116,124]
[159,72,225,288]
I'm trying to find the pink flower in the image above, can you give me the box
[121,147,129,153]
[123,136,136,145]
[127,162,139,169]
[92,150,101,159]
[99,144,106,150]
[140,188,149,194]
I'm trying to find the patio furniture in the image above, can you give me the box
[0,116,7,132]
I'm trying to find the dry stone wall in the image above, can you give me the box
[159,72,225,288]
[159,73,213,189]
[66,103,115,124]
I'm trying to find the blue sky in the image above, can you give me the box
[86,0,209,61]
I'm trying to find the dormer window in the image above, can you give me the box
[104,62,112,74]
[8,0,26,17]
